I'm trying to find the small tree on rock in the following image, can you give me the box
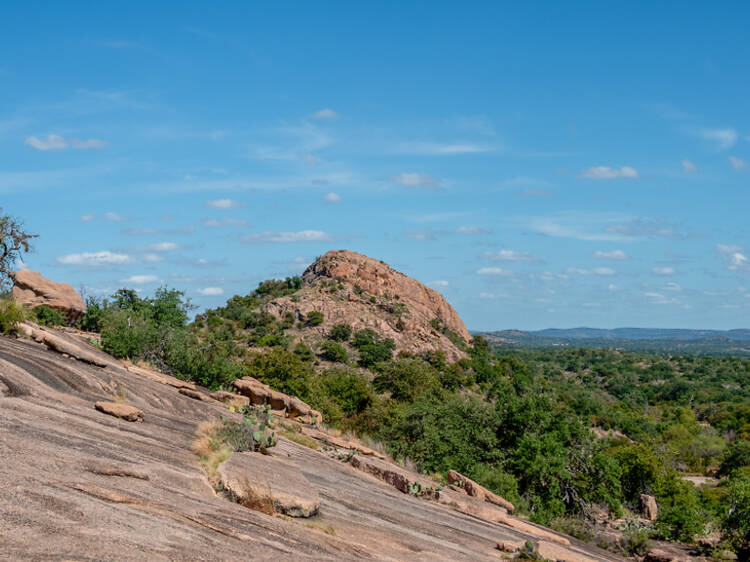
[0,209,37,291]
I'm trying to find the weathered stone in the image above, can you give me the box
[640,493,658,521]
[232,376,322,423]
[447,469,515,513]
[537,540,599,562]
[496,540,523,552]
[94,401,143,422]
[178,388,208,401]
[643,548,689,562]
[210,390,250,407]
[11,269,86,322]
[262,250,471,362]
[218,452,320,517]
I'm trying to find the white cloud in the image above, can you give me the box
[593,250,628,260]
[652,267,675,276]
[476,267,512,276]
[479,292,506,299]
[430,280,449,288]
[663,282,682,291]
[645,292,679,305]
[729,155,747,170]
[121,274,160,285]
[394,142,495,155]
[25,134,68,150]
[104,211,125,222]
[456,226,489,235]
[57,250,132,266]
[681,159,697,174]
[148,242,180,251]
[197,287,224,296]
[390,172,440,189]
[303,154,319,165]
[481,249,538,262]
[324,192,341,204]
[142,253,165,263]
[695,128,737,150]
[717,244,749,271]
[80,214,95,222]
[206,198,245,209]
[240,230,333,244]
[24,134,107,150]
[309,108,339,120]
[565,267,616,276]
[608,284,618,291]
[579,166,639,179]
[201,218,250,227]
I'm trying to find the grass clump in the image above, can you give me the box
[0,299,26,335]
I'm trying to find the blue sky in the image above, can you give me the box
[1,2,749,330]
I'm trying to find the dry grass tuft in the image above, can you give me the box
[237,476,276,516]
[281,429,320,450]
[191,420,232,486]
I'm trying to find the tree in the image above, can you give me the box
[0,209,37,290]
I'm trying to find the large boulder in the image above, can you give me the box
[447,469,515,513]
[232,376,322,423]
[218,452,320,517]
[11,269,86,322]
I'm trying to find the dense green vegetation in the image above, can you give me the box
[65,282,750,557]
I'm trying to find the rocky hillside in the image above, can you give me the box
[262,250,471,362]
[0,324,622,561]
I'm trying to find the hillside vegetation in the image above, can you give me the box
[4,271,748,558]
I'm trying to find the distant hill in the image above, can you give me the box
[481,327,750,357]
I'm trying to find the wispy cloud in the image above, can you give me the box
[147,242,180,251]
[565,267,616,276]
[104,211,125,222]
[324,192,342,204]
[309,108,339,120]
[652,267,675,276]
[25,134,108,151]
[390,172,441,189]
[80,214,95,223]
[197,287,224,296]
[393,142,496,155]
[240,230,333,244]
[121,274,160,285]
[206,198,245,209]
[476,267,513,276]
[694,128,737,150]
[481,249,539,262]
[57,250,132,266]
[593,250,628,260]
[201,218,250,228]
[579,166,638,179]
[456,226,489,235]
[681,159,697,174]
[729,155,746,170]
[717,244,748,271]
[645,292,679,305]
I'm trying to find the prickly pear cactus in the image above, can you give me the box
[242,404,277,453]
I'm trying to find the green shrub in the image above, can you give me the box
[310,368,374,424]
[305,311,324,326]
[0,299,26,335]
[245,348,314,400]
[33,305,65,326]
[329,323,352,342]
[352,329,395,368]
[319,340,347,363]
[293,342,315,362]
[100,309,157,359]
[722,472,750,557]
[719,440,750,477]
[373,358,441,402]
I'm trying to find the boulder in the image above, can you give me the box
[496,540,523,553]
[178,388,209,401]
[11,269,86,322]
[232,376,322,423]
[643,548,689,562]
[94,401,143,422]
[537,540,599,562]
[640,493,658,521]
[447,469,515,513]
[210,390,250,408]
[218,452,320,517]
